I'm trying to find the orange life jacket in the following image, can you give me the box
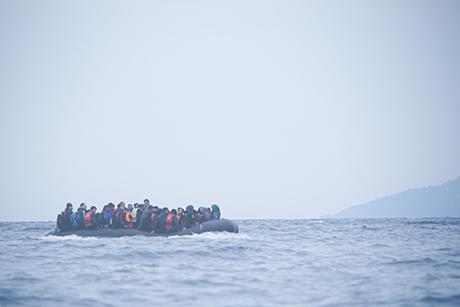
[125,212,133,228]
[84,211,92,226]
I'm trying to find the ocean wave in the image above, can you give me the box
[39,234,100,241]
[1,219,460,306]
[421,294,460,304]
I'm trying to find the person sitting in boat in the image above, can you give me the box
[125,204,134,228]
[155,207,169,233]
[112,202,126,228]
[197,207,211,223]
[211,204,221,220]
[84,206,98,230]
[181,205,197,229]
[99,204,112,227]
[150,206,162,232]
[77,203,87,229]
[138,205,154,231]
[204,207,213,222]
[176,207,184,226]
[132,203,140,228]
[165,209,179,233]
[70,210,80,230]
[57,202,73,231]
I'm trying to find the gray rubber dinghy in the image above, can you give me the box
[47,219,239,237]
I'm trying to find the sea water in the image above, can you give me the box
[1,219,460,306]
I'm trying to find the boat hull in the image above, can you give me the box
[47,219,239,237]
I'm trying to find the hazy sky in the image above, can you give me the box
[1,0,459,221]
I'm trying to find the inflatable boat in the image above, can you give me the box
[47,219,239,237]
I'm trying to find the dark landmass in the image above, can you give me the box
[334,177,460,218]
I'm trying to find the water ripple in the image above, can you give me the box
[0,219,459,306]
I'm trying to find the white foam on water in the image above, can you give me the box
[39,234,100,241]
[189,231,251,241]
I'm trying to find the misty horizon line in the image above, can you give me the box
[2,175,458,222]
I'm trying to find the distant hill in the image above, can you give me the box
[334,177,460,218]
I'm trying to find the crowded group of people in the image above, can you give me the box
[56,199,221,234]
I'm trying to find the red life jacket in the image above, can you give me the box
[84,211,92,226]
[165,213,174,229]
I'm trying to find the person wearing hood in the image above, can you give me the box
[203,207,212,221]
[112,202,126,228]
[211,204,221,220]
[57,202,73,231]
[182,205,197,229]
[98,205,108,227]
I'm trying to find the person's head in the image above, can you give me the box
[177,207,184,214]
[108,203,115,209]
[198,207,205,213]
[186,205,194,213]
[163,207,169,213]
[206,207,211,213]
[66,202,73,210]
[171,209,177,215]
[90,206,97,212]
[118,201,125,209]
[134,203,139,209]
[144,199,150,205]
[79,203,87,210]
[128,204,133,211]
[211,204,220,213]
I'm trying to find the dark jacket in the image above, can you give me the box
[182,211,197,229]
[155,210,168,233]
[139,208,153,231]
[112,209,125,228]
[59,209,73,231]
[77,208,86,228]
